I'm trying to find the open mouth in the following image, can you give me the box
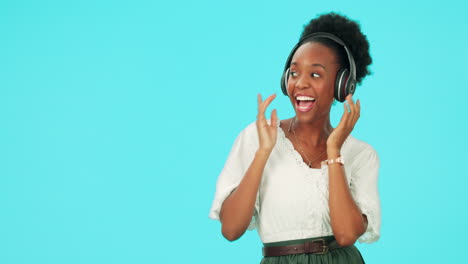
[295,95,316,112]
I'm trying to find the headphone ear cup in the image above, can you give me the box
[281,68,290,96]
[334,68,349,102]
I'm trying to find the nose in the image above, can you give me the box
[294,74,310,90]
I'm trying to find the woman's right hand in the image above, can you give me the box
[256,93,278,153]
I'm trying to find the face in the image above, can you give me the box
[286,41,340,123]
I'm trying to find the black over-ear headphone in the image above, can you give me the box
[280,32,357,102]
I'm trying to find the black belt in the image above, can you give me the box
[262,238,342,257]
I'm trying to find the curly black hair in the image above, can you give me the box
[300,12,372,84]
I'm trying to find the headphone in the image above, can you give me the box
[280,32,357,102]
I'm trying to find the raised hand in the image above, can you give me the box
[256,93,278,153]
[327,94,361,154]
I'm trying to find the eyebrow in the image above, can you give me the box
[291,62,326,70]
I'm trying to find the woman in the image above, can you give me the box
[209,12,380,264]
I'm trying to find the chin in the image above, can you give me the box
[294,111,316,122]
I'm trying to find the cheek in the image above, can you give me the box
[286,80,295,96]
[318,78,336,97]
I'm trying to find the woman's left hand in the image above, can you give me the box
[327,94,360,154]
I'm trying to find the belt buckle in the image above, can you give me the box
[311,238,329,255]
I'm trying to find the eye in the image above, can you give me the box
[289,70,298,77]
[311,73,321,78]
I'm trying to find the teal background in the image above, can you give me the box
[1,0,467,263]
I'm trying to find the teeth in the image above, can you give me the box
[296,95,316,101]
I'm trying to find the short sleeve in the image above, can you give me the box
[349,146,381,243]
[208,124,260,230]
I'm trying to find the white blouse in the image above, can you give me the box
[208,120,381,244]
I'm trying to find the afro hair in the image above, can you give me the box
[300,12,372,84]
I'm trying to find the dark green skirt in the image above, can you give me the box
[260,236,365,264]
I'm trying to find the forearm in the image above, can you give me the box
[327,149,367,246]
[219,149,270,241]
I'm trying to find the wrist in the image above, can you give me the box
[327,147,341,158]
[256,148,272,157]
[324,156,344,166]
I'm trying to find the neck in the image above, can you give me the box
[290,115,333,146]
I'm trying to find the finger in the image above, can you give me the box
[346,94,354,110]
[349,96,360,121]
[257,93,262,110]
[258,93,276,122]
[345,94,352,104]
[343,100,350,113]
[260,93,276,114]
[350,95,359,113]
[346,95,358,125]
[257,93,267,120]
[337,102,349,128]
[352,99,361,123]
[271,109,278,128]
[354,98,360,115]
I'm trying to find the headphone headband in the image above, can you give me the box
[280,32,357,102]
